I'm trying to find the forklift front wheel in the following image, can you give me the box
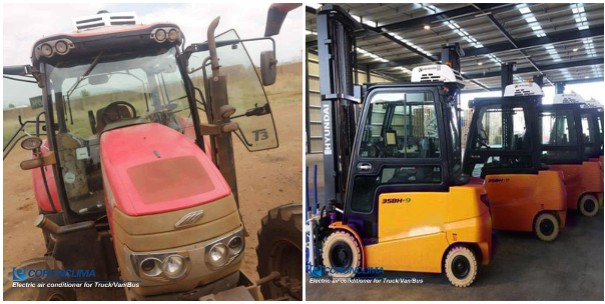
[534,212,560,242]
[321,231,361,278]
[578,193,599,217]
[444,246,478,287]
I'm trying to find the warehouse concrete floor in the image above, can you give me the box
[305,154,604,300]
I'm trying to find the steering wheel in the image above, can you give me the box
[374,142,390,157]
[101,101,137,125]
[477,129,490,148]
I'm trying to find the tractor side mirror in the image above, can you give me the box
[19,137,56,170]
[263,3,301,37]
[21,137,42,151]
[260,51,277,86]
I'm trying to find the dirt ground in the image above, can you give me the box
[2,83,302,300]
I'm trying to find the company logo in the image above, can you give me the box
[382,197,411,204]
[175,210,204,229]
[308,265,324,278]
[306,264,384,277]
[322,104,332,155]
[487,178,510,183]
[11,266,96,282]
[12,267,26,282]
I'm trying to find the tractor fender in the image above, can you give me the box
[328,221,365,268]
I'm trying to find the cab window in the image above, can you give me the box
[359,91,439,159]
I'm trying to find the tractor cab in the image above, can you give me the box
[11,12,279,223]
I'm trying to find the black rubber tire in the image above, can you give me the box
[534,212,560,242]
[578,193,599,217]
[444,245,478,287]
[321,230,362,278]
[3,257,77,301]
[256,203,302,301]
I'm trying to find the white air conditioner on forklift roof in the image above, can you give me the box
[583,98,604,109]
[411,64,463,84]
[72,11,138,32]
[503,83,543,97]
[552,91,586,104]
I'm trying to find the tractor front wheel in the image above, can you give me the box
[578,193,599,217]
[256,203,302,301]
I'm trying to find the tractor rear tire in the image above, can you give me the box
[578,193,599,217]
[534,212,560,242]
[444,245,478,287]
[321,230,362,278]
[256,203,302,301]
[3,257,77,301]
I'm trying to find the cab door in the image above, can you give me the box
[185,29,279,152]
[344,86,450,243]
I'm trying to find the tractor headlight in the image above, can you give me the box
[154,29,167,42]
[130,251,190,281]
[40,44,53,57]
[139,257,163,277]
[207,243,229,268]
[162,255,188,279]
[204,228,244,270]
[228,236,244,255]
[168,29,179,42]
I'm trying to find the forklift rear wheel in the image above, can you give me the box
[578,194,599,217]
[256,203,302,300]
[3,257,77,301]
[444,246,478,287]
[321,230,361,278]
[534,212,559,242]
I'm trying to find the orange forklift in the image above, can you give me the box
[463,67,567,242]
[538,92,603,216]
[579,99,604,169]
[307,5,491,287]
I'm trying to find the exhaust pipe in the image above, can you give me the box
[34,214,95,235]
[34,214,61,234]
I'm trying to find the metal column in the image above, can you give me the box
[316,5,360,208]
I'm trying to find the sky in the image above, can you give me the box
[2,3,303,108]
[3,3,303,65]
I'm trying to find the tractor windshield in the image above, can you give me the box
[44,46,196,215]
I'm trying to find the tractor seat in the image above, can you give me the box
[95,105,133,133]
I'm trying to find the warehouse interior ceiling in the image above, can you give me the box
[306,3,604,92]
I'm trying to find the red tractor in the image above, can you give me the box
[3,4,301,301]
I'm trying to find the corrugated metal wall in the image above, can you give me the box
[305,52,393,154]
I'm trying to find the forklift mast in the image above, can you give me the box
[316,5,362,208]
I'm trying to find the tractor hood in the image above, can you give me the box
[100,123,231,216]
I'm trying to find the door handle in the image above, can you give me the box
[357,163,372,171]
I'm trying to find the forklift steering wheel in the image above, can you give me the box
[374,142,390,157]
[477,129,490,148]
[101,101,137,125]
